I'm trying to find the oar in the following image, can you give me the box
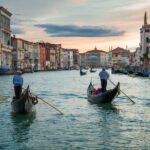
[30,92,64,115]
[108,79,135,104]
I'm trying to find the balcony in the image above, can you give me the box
[2,44,13,52]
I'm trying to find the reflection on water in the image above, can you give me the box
[10,112,36,143]
[97,103,119,112]
[0,70,150,149]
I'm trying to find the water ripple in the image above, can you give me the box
[0,70,150,150]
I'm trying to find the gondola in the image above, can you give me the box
[80,70,87,76]
[87,82,120,104]
[11,86,38,113]
[135,72,149,77]
[90,68,96,73]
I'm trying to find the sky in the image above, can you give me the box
[1,0,150,52]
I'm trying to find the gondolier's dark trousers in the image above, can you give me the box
[14,85,22,99]
[101,79,107,92]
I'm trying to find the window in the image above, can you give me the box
[146,47,149,54]
[146,37,149,43]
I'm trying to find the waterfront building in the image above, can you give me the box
[39,42,46,70]
[45,43,51,70]
[107,52,113,67]
[109,47,130,67]
[60,47,65,69]
[86,47,107,68]
[45,43,62,70]
[79,53,87,68]
[23,40,34,71]
[49,44,56,70]
[135,47,141,67]
[72,49,79,69]
[129,52,136,66]
[63,49,73,69]
[54,44,61,70]
[0,6,13,70]
[11,37,25,70]
[49,46,56,70]
[140,12,150,71]
[33,42,40,71]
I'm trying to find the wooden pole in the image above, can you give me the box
[108,79,135,104]
[38,97,64,115]
[30,92,64,115]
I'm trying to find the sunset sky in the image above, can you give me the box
[1,0,150,52]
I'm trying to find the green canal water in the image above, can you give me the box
[0,70,150,150]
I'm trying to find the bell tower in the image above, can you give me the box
[144,11,147,25]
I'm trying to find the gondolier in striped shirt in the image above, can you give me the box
[13,70,23,99]
[99,68,109,93]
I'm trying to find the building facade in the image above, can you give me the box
[0,7,13,69]
[109,47,130,66]
[39,43,46,70]
[11,37,25,70]
[86,47,107,68]
[140,12,150,70]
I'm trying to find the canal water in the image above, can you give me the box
[0,70,150,150]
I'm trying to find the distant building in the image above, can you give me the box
[70,49,79,69]
[140,11,150,70]
[79,53,87,68]
[33,43,40,71]
[86,47,107,68]
[11,37,25,70]
[0,6,13,69]
[135,47,141,66]
[109,47,130,66]
[39,42,46,70]
[63,49,73,69]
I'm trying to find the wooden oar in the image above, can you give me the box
[37,97,64,115]
[108,79,135,104]
[30,92,64,115]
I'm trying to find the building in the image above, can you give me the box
[135,47,141,66]
[109,47,130,67]
[23,40,34,71]
[11,37,25,70]
[0,6,13,70]
[86,47,107,68]
[140,12,150,70]
[70,49,79,69]
[33,42,40,71]
[39,42,46,70]
[79,53,87,68]
[63,49,73,69]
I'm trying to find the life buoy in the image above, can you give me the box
[32,97,38,105]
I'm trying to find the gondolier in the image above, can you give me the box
[13,70,23,99]
[99,68,109,92]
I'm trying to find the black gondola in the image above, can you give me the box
[80,69,87,76]
[87,82,120,104]
[90,68,96,73]
[11,86,38,113]
[135,72,149,77]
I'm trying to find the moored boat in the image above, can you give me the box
[90,68,96,73]
[11,86,38,113]
[87,82,120,104]
[80,69,87,76]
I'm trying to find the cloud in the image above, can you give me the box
[11,26,24,35]
[35,24,125,37]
